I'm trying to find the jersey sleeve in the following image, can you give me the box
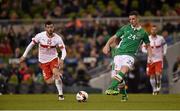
[142,31,150,44]
[57,36,65,49]
[161,36,166,45]
[32,34,40,44]
[115,25,126,39]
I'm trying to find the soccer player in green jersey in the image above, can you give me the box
[109,38,127,96]
[103,11,153,101]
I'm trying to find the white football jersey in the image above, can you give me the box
[32,31,65,63]
[148,35,166,62]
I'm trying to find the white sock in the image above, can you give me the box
[156,75,162,89]
[55,79,63,95]
[150,77,156,92]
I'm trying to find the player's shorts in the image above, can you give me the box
[40,58,59,80]
[146,61,163,76]
[111,70,116,78]
[114,55,135,71]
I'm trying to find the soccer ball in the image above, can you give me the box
[76,91,88,102]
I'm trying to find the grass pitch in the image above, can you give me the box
[0,94,180,110]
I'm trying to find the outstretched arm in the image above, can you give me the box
[103,35,118,55]
[20,41,35,62]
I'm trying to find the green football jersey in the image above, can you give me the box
[115,24,150,56]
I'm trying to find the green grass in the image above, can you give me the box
[0,94,180,110]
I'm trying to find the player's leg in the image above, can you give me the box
[117,66,128,101]
[147,63,157,95]
[155,61,163,94]
[40,63,54,84]
[105,62,120,95]
[105,56,123,95]
[118,55,134,101]
[150,75,157,95]
[51,58,64,100]
[106,55,134,101]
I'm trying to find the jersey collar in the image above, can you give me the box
[131,25,142,30]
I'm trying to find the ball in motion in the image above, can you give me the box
[76,91,88,102]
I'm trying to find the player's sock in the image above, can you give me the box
[108,79,119,90]
[119,80,126,94]
[108,71,125,90]
[150,77,156,92]
[55,79,63,95]
[156,75,162,91]
[120,87,127,95]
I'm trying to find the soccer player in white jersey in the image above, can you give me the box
[20,21,67,100]
[142,25,167,95]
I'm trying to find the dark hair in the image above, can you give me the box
[152,24,157,27]
[129,11,139,16]
[45,20,53,26]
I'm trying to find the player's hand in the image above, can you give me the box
[59,59,64,70]
[103,45,110,55]
[19,56,25,63]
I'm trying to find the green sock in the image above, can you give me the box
[120,87,127,95]
[108,71,125,90]
[108,79,119,90]
[118,71,125,79]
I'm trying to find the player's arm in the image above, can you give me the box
[162,37,167,55]
[141,43,147,53]
[59,46,67,68]
[163,43,167,55]
[20,41,35,62]
[103,35,117,55]
[142,32,153,63]
[146,43,153,63]
[103,26,124,55]
[58,37,67,70]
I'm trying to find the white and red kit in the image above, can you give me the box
[22,31,67,80]
[142,35,167,75]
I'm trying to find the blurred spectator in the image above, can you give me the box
[75,60,91,86]
[162,30,174,45]
[0,37,13,56]
[51,6,64,18]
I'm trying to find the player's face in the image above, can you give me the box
[45,24,54,35]
[129,15,138,27]
[151,26,157,36]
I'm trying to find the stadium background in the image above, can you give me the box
[0,0,180,95]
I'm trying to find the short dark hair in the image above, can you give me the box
[152,24,157,27]
[45,20,53,26]
[129,11,139,16]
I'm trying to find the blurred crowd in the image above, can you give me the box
[0,0,180,94]
[0,0,180,20]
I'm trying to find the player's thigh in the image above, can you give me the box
[50,58,60,74]
[114,55,135,73]
[111,70,116,78]
[155,61,163,75]
[40,63,53,81]
[147,63,155,76]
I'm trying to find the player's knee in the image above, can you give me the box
[156,72,161,75]
[120,66,129,74]
[150,75,155,79]
[45,78,54,84]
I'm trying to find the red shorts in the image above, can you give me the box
[147,61,163,76]
[40,58,59,80]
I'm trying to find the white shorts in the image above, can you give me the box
[111,70,116,78]
[114,55,135,71]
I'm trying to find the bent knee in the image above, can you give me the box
[45,78,54,84]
